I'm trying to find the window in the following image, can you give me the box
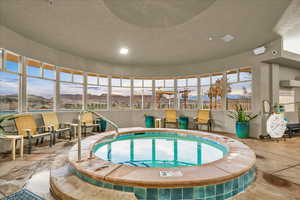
[111,78,131,109]
[60,82,83,110]
[26,59,41,77]
[177,78,198,109]
[5,52,20,73]
[0,51,21,114]
[43,64,56,80]
[87,74,108,110]
[0,72,19,114]
[200,75,211,109]
[279,90,295,112]
[27,77,55,111]
[26,59,55,111]
[133,79,153,109]
[226,68,252,111]
[155,79,175,109]
[59,69,83,110]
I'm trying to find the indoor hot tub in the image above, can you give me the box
[65,128,256,200]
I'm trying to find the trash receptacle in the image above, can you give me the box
[97,118,107,132]
[145,116,155,128]
[179,116,189,129]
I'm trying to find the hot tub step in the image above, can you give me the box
[50,156,137,200]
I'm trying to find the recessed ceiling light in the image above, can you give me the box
[119,47,129,55]
[221,34,235,42]
[208,37,213,41]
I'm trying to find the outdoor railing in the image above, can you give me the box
[77,110,119,161]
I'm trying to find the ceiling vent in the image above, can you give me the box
[280,80,300,88]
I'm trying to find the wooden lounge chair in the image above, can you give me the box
[14,114,52,154]
[164,109,178,128]
[81,112,99,137]
[193,110,212,132]
[42,112,72,145]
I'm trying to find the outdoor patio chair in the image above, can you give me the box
[81,112,99,137]
[42,112,72,145]
[193,110,212,132]
[14,114,52,154]
[164,109,178,128]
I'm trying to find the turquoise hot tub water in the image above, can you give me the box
[92,132,228,168]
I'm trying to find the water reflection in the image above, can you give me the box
[94,134,225,168]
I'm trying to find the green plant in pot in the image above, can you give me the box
[227,105,258,139]
[0,115,16,137]
[144,114,155,128]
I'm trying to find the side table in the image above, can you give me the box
[0,135,24,160]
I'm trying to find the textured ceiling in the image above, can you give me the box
[0,0,292,66]
[103,0,216,28]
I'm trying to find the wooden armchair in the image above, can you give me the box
[193,110,212,132]
[42,112,72,145]
[14,114,52,154]
[81,112,99,137]
[164,110,178,128]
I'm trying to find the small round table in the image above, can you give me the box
[0,135,24,160]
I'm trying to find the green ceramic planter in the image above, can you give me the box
[236,122,249,139]
[145,116,154,128]
[179,116,189,129]
[99,119,107,132]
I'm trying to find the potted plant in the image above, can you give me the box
[227,105,258,139]
[0,115,16,137]
[144,114,155,128]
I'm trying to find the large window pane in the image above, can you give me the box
[5,61,19,73]
[112,78,121,87]
[27,77,54,111]
[239,68,252,81]
[227,82,252,111]
[143,88,153,109]
[87,85,108,110]
[178,87,197,109]
[73,74,83,83]
[60,82,83,110]
[155,87,175,109]
[27,66,41,77]
[187,78,197,86]
[133,88,143,109]
[44,69,56,79]
[200,76,210,86]
[99,77,108,86]
[227,70,238,83]
[88,76,98,85]
[111,87,130,109]
[279,90,295,112]
[0,72,19,114]
[60,72,72,82]
[122,79,131,87]
[200,85,210,109]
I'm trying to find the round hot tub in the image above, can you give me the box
[67,128,256,200]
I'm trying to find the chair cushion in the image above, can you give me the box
[165,110,177,123]
[197,110,210,123]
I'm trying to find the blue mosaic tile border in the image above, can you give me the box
[70,166,256,200]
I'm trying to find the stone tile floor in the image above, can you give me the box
[0,134,300,200]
